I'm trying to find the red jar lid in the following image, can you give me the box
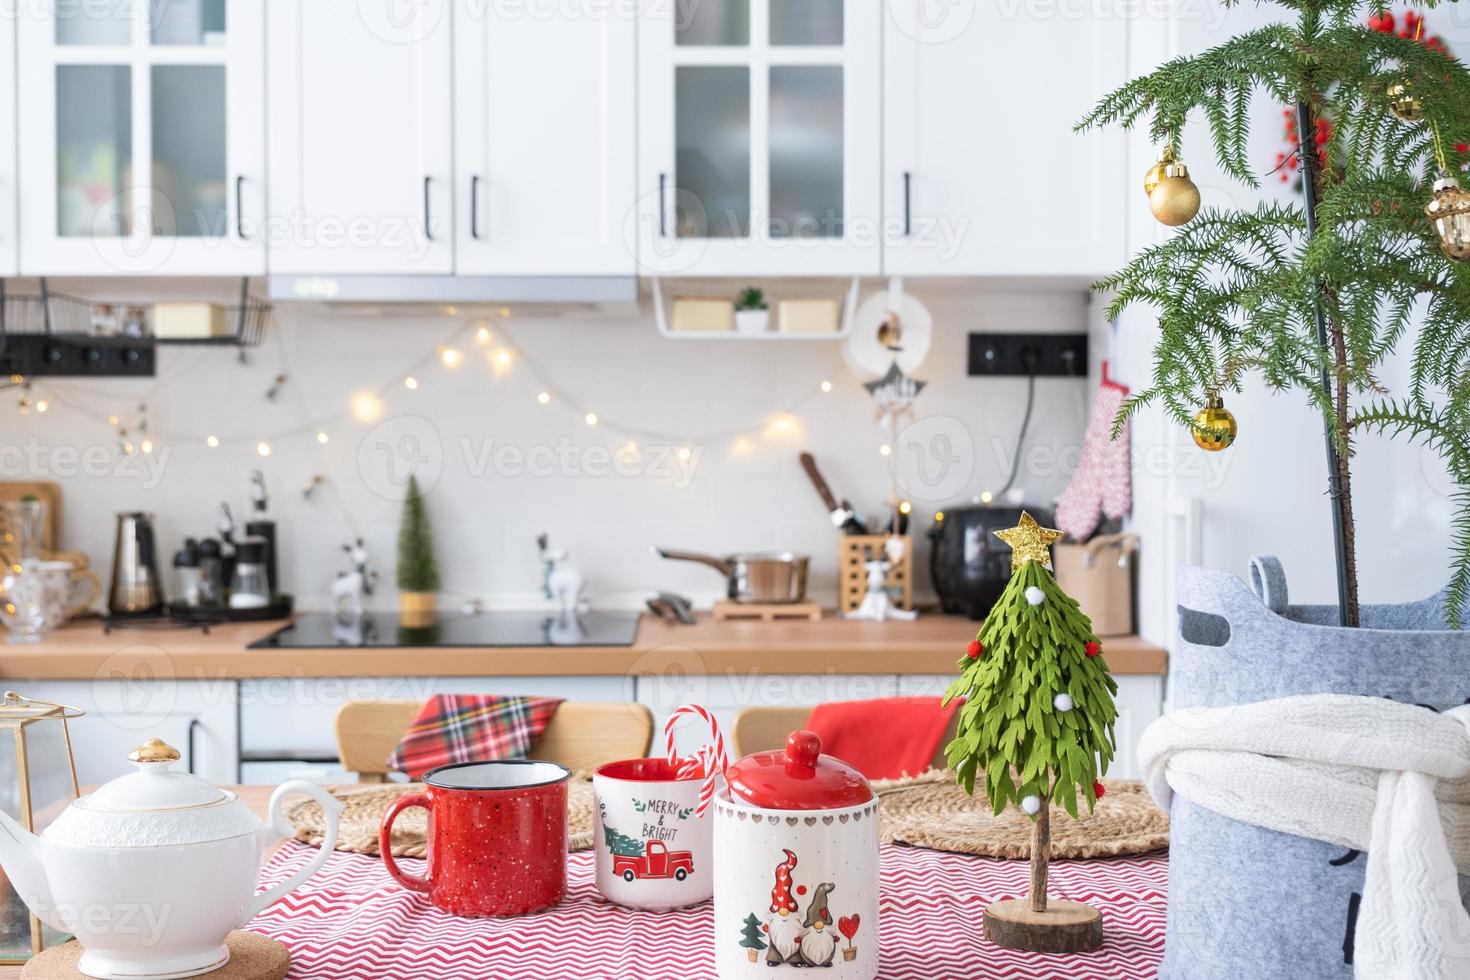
[724,730,874,811]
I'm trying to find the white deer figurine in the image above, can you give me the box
[332,538,378,621]
[537,533,585,616]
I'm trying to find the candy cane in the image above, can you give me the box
[663,704,728,817]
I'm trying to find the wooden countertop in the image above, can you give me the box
[0,615,1167,679]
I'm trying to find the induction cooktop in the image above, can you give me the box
[249,611,641,649]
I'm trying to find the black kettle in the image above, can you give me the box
[928,504,1055,620]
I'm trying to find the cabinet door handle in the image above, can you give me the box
[903,171,913,238]
[235,176,248,240]
[187,718,203,775]
[471,175,482,240]
[423,176,434,242]
[658,173,668,238]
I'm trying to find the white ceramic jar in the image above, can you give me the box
[0,738,343,980]
[713,730,879,979]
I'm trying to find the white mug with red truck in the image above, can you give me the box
[592,758,714,910]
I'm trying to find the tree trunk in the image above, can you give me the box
[1029,798,1050,913]
[1295,98,1361,628]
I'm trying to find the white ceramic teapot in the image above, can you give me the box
[0,738,343,980]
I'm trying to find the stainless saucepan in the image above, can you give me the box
[652,547,810,604]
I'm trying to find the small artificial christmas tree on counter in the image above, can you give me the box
[396,474,441,627]
[943,512,1119,953]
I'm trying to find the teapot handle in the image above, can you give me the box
[239,780,344,926]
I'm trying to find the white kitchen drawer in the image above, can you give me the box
[640,673,903,759]
[13,678,240,786]
[239,675,637,756]
[898,674,1163,779]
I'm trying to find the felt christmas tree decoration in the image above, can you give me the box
[943,511,1119,953]
[396,475,441,626]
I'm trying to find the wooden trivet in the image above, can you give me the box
[712,600,822,622]
[22,931,288,980]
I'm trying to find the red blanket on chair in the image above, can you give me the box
[387,694,563,780]
[806,696,959,780]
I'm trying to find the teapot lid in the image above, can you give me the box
[724,730,873,811]
[44,739,262,848]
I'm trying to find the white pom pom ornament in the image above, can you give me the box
[1024,586,1045,606]
[1021,795,1042,815]
[1054,693,1075,712]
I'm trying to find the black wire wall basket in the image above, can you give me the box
[0,278,271,376]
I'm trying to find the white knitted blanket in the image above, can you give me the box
[1139,694,1470,980]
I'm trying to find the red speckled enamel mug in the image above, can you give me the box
[379,760,571,917]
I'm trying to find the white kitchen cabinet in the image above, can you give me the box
[453,0,636,276]
[882,1,1127,277]
[266,0,453,275]
[898,674,1162,779]
[637,0,881,277]
[17,0,265,276]
[0,12,16,277]
[14,679,240,787]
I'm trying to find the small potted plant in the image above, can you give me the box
[734,286,769,335]
[396,475,440,627]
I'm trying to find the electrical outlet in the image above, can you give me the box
[967,332,1088,378]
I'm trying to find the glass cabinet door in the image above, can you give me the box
[641,0,878,275]
[19,0,264,274]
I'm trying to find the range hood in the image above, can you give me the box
[267,275,639,305]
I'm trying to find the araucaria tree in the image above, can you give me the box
[1079,0,1470,627]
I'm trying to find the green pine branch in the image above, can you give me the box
[1080,0,1470,623]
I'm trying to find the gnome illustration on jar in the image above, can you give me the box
[764,850,804,966]
[714,730,879,978]
[799,882,838,967]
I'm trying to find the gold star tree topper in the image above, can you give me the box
[993,511,1064,573]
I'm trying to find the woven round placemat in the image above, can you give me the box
[872,770,1168,859]
[287,771,1166,860]
[22,931,288,980]
[286,776,597,857]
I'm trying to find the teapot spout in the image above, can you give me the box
[0,809,60,930]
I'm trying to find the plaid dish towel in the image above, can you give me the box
[387,694,564,780]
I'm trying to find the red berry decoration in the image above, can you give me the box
[1368,9,1394,33]
[1093,781,1107,800]
[1456,142,1469,154]
[1085,641,1102,658]
[966,639,983,659]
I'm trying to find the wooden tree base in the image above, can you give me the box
[984,898,1104,953]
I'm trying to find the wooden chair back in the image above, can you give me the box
[335,699,655,781]
[731,705,958,771]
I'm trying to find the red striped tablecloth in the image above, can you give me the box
[249,842,1167,979]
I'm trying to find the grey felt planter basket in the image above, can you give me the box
[1165,556,1470,979]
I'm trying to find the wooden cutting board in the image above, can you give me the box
[0,481,62,555]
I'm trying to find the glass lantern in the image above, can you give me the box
[0,692,82,963]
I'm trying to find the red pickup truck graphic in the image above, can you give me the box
[612,841,695,882]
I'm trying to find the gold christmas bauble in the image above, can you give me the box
[1149,162,1201,227]
[1426,175,1470,262]
[1387,81,1424,122]
[1192,395,1237,452]
[1143,146,1176,197]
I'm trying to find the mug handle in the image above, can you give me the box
[239,780,344,926]
[66,568,101,617]
[380,791,433,894]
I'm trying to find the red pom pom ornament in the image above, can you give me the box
[966,640,983,659]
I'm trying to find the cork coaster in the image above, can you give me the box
[873,770,1169,859]
[286,775,598,857]
[22,931,289,980]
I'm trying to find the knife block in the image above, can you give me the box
[838,535,913,614]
